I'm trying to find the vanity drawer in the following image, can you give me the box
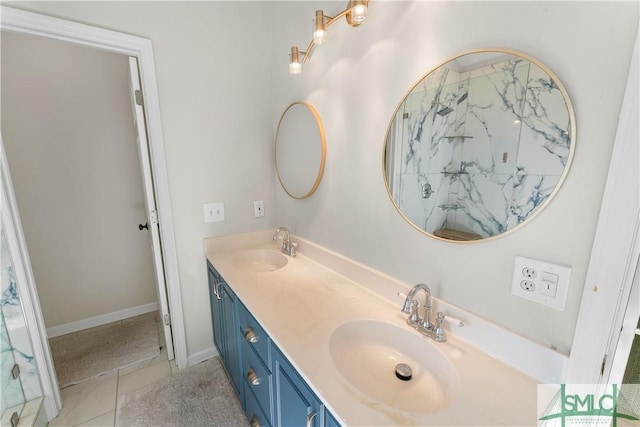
[239,303,271,367]
[242,338,273,424]
[245,380,272,427]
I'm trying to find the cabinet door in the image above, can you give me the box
[220,283,243,398]
[324,410,341,427]
[273,346,322,427]
[206,262,243,401]
[207,264,224,357]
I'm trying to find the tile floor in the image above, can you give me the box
[47,312,250,427]
[48,341,178,427]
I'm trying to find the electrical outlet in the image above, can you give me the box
[511,256,572,311]
[253,200,264,218]
[520,280,535,292]
[204,202,225,223]
[522,267,537,279]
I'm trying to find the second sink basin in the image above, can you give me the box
[231,250,288,273]
[329,319,458,414]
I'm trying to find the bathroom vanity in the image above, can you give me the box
[208,259,336,426]
[204,230,546,426]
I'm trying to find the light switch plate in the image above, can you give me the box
[511,256,571,311]
[204,202,225,223]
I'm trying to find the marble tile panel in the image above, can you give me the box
[507,173,560,228]
[1,230,41,404]
[517,63,572,175]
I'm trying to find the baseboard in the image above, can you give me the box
[186,346,218,368]
[46,302,159,338]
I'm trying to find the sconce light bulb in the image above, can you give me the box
[314,28,327,44]
[351,3,368,23]
[289,46,302,75]
[289,62,302,75]
[313,10,327,44]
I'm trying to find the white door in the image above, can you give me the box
[128,56,174,360]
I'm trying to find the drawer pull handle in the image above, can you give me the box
[247,368,261,386]
[250,416,260,427]
[306,410,317,427]
[244,327,258,343]
[214,281,222,300]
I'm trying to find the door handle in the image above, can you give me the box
[138,223,149,231]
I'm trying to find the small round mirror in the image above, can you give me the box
[275,102,326,199]
[383,49,576,241]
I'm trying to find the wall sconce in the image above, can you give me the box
[289,47,303,75]
[289,0,370,75]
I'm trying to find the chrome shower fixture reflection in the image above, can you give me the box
[289,0,370,75]
[432,101,454,117]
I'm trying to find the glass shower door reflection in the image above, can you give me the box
[1,308,26,416]
[1,229,42,425]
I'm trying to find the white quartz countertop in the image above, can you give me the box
[204,231,539,426]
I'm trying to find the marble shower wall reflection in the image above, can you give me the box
[393,57,571,238]
[1,230,42,418]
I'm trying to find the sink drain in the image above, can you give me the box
[395,363,412,381]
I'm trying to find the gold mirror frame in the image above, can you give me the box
[275,102,327,199]
[383,48,577,242]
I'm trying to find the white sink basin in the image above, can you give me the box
[329,319,458,414]
[231,250,288,273]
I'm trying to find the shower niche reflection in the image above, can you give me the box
[384,50,575,241]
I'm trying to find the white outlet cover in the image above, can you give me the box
[253,200,264,218]
[511,256,572,311]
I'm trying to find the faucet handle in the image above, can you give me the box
[442,313,464,327]
[408,300,421,326]
[434,312,447,342]
[434,312,464,342]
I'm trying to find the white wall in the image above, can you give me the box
[1,32,158,328]
[3,2,276,356]
[8,1,638,360]
[271,1,639,353]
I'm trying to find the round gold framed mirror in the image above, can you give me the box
[383,48,576,242]
[275,102,327,199]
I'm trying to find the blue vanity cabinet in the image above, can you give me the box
[206,261,243,399]
[207,260,342,427]
[272,345,323,427]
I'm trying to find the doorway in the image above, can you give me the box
[2,30,169,384]
[0,6,187,421]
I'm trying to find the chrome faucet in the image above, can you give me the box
[272,226,296,257]
[402,283,447,342]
